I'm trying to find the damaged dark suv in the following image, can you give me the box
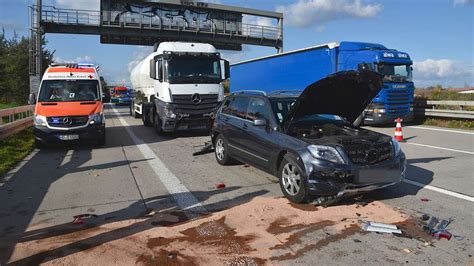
[211,71,406,204]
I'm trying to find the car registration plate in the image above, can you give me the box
[57,134,79,141]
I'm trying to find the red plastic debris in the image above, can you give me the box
[72,217,84,224]
[432,230,452,240]
[215,183,226,189]
[420,198,430,202]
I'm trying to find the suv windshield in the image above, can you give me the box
[38,80,100,102]
[167,56,221,84]
[377,64,412,82]
[270,97,344,125]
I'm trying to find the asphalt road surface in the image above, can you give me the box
[0,104,472,265]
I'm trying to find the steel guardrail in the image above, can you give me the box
[414,100,474,119]
[0,105,34,139]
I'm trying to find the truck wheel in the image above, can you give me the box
[214,134,233,165]
[278,154,309,204]
[153,113,165,135]
[142,108,152,127]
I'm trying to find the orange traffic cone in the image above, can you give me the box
[394,118,404,142]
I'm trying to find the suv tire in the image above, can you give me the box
[278,154,309,203]
[214,134,233,165]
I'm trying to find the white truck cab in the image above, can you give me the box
[130,42,229,134]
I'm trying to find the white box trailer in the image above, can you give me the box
[130,42,229,134]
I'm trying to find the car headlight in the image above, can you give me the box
[89,112,104,125]
[391,138,401,157]
[34,114,47,127]
[307,145,345,164]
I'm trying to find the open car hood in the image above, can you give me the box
[282,70,383,128]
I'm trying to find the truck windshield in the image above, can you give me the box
[38,80,100,102]
[115,90,129,95]
[377,64,412,82]
[167,56,221,84]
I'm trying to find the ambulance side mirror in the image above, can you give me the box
[29,93,36,105]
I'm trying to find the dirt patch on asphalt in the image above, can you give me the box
[8,197,411,265]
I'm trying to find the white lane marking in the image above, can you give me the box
[403,179,474,202]
[111,106,258,264]
[111,106,206,219]
[404,142,474,155]
[408,126,474,135]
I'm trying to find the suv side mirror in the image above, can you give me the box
[28,93,36,105]
[253,119,266,126]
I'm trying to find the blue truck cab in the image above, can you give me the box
[230,41,414,125]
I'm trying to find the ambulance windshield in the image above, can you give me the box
[38,80,100,102]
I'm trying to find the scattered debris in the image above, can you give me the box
[420,198,430,202]
[403,248,412,254]
[72,214,98,224]
[131,166,138,169]
[215,183,226,189]
[432,230,452,240]
[356,213,361,217]
[353,239,362,243]
[453,235,465,241]
[311,195,341,207]
[243,164,250,168]
[192,142,214,156]
[422,216,455,241]
[423,217,439,232]
[421,214,430,221]
[362,222,402,234]
[142,208,157,217]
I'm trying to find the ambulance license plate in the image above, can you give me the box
[57,134,79,141]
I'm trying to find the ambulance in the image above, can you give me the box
[31,64,106,147]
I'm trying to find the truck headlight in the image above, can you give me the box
[165,108,176,119]
[391,138,401,157]
[307,145,345,164]
[89,112,104,125]
[34,114,47,127]
[374,108,386,113]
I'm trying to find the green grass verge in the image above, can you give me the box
[422,118,474,130]
[0,102,21,110]
[0,127,35,178]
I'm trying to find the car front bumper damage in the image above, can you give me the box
[304,152,407,198]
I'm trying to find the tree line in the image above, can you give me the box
[0,30,54,104]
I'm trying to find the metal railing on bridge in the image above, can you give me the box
[39,6,282,43]
[0,106,34,140]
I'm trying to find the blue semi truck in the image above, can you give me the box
[230,41,414,125]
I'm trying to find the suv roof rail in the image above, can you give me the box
[232,90,267,96]
[270,90,303,95]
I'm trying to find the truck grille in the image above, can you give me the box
[343,142,392,165]
[387,89,410,103]
[47,116,89,128]
[172,94,219,115]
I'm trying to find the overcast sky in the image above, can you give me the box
[1,0,473,88]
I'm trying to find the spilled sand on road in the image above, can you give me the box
[9,197,412,265]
